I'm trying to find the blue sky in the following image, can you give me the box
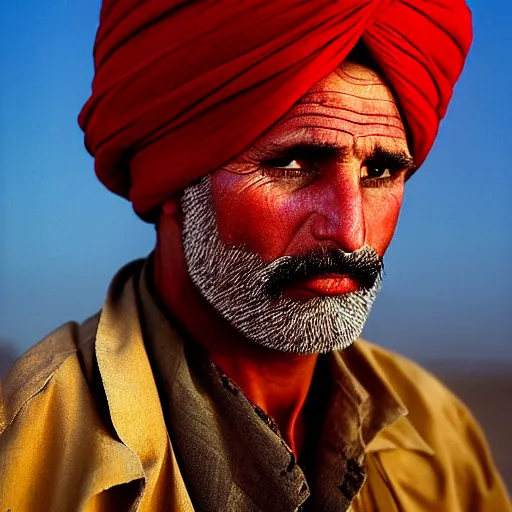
[1,0,511,362]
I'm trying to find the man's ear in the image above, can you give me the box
[162,195,184,225]
[162,196,180,216]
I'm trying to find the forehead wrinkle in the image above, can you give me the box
[295,91,400,123]
[335,63,382,82]
[298,100,401,117]
[290,71,406,144]
[279,113,407,140]
[288,99,404,135]
[310,64,397,111]
[283,114,406,139]
[288,105,405,129]
[333,64,390,98]
[300,90,396,105]
[335,69,384,87]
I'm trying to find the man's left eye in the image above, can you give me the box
[364,167,392,179]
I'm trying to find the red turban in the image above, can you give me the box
[79,0,472,218]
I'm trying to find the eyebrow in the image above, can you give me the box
[262,140,416,171]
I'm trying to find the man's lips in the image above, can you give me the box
[284,274,360,299]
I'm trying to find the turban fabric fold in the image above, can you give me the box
[79,0,472,218]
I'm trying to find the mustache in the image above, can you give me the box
[263,245,383,297]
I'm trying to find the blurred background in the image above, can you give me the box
[1,0,511,491]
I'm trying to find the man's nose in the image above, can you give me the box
[310,172,366,253]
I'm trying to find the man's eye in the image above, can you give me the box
[261,158,313,179]
[361,164,405,188]
[365,166,392,179]
[268,158,301,170]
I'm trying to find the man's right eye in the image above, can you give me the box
[262,157,312,180]
[266,158,301,170]
[261,158,316,180]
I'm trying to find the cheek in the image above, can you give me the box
[363,185,404,256]
[211,172,306,261]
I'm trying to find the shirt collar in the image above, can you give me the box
[335,343,434,456]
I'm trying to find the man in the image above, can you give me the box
[0,0,509,511]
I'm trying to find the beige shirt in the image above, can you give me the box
[0,258,509,511]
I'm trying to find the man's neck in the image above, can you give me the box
[199,332,318,457]
[153,219,318,457]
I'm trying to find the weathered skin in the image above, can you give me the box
[154,61,414,457]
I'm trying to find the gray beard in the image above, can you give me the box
[181,175,382,354]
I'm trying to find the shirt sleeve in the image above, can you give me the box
[451,397,511,511]
[351,352,511,512]
[353,401,510,512]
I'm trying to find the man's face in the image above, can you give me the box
[181,61,414,354]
